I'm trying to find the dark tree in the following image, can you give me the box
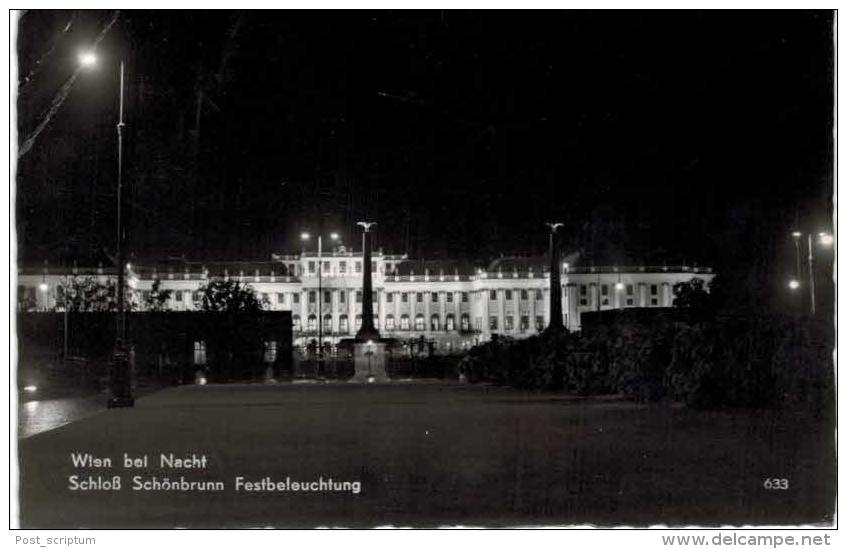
[142,279,173,312]
[199,279,263,312]
[672,277,714,321]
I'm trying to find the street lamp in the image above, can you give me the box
[78,50,97,68]
[80,51,132,407]
[301,230,339,374]
[791,231,802,283]
[790,230,833,315]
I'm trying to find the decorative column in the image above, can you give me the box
[545,222,565,332]
[355,222,380,341]
[353,221,386,382]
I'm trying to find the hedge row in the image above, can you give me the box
[458,315,833,410]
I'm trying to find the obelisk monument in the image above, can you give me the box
[352,221,388,381]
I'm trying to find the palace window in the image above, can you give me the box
[461,292,469,302]
[626,284,634,296]
[489,290,497,300]
[520,315,529,331]
[193,341,207,365]
[432,292,438,303]
[276,292,285,304]
[651,298,659,306]
[193,291,202,303]
[489,316,499,330]
[535,316,545,331]
[264,341,277,363]
[356,291,362,303]
[308,261,316,274]
[355,261,362,273]
[505,290,512,301]
[293,293,300,304]
[293,315,301,331]
[460,314,470,331]
[175,291,183,302]
[521,289,528,301]
[535,289,542,300]
[339,290,345,304]
[400,315,410,330]
[601,284,609,296]
[324,290,331,303]
[339,261,347,274]
[416,293,423,303]
[504,315,514,331]
[446,292,453,303]
[414,314,425,331]
[307,315,317,331]
[385,315,395,330]
[626,298,634,306]
[261,293,269,304]
[386,292,394,303]
[355,315,362,330]
[651,284,658,295]
[339,315,349,333]
[323,315,332,332]
[431,314,441,331]
[402,292,409,303]
[446,314,455,331]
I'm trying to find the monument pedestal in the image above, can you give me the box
[351,342,388,383]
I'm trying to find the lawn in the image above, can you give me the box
[17,382,835,527]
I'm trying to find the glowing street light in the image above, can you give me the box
[818,232,834,247]
[78,50,98,68]
[38,282,48,293]
[788,279,800,290]
[615,281,625,292]
[300,232,310,241]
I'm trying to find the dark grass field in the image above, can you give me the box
[17,382,835,528]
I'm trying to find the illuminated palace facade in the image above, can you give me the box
[18,248,714,351]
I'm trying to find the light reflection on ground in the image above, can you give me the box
[18,395,107,439]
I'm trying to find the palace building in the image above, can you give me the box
[17,247,714,352]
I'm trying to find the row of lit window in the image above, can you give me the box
[292,313,473,333]
[577,283,662,307]
[290,312,551,334]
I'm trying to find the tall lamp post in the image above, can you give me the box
[80,50,133,407]
[301,231,338,373]
[789,229,833,315]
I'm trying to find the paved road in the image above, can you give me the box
[16,383,836,528]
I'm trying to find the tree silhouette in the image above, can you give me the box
[198,279,263,312]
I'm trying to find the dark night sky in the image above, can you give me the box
[15,10,834,300]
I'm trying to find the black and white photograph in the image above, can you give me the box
[10,8,837,530]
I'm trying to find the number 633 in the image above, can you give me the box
[763,478,789,490]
